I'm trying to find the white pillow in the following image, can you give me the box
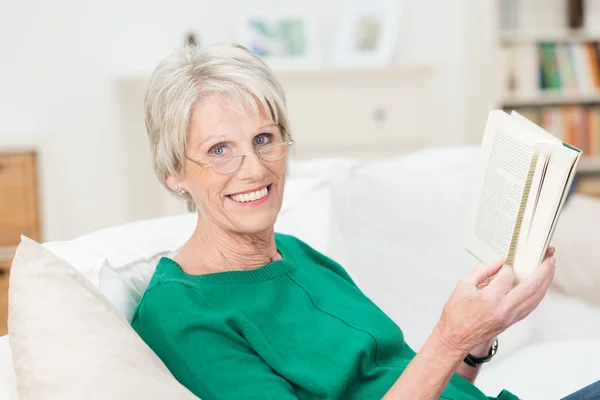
[530,290,600,343]
[8,236,198,400]
[550,194,600,307]
[276,177,349,270]
[42,213,197,288]
[0,335,18,400]
[288,157,358,181]
[332,146,534,357]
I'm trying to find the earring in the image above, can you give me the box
[175,186,186,195]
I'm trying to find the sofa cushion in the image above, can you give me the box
[0,335,17,400]
[550,194,600,307]
[477,338,600,399]
[8,237,198,400]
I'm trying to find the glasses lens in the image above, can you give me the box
[212,156,243,174]
[259,142,290,162]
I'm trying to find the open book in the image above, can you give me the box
[465,110,581,281]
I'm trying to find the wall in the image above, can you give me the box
[462,0,502,145]
[0,2,37,137]
[0,0,482,241]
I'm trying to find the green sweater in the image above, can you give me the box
[132,233,517,400]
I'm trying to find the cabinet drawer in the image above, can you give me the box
[0,152,40,246]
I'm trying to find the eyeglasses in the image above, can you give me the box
[185,140,295,175]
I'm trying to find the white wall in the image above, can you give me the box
[462,0,502,145]
[0,2,37,137]
[0,0,487,241]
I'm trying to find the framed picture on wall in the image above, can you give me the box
[332,1,401,67]
[237,11,321,71]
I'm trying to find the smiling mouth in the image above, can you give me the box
[227,184,271,203]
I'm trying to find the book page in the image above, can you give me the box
[541,150,581,258]
[512,148,578,281]
[465,111,537,263]
[512,145,553,269]
[511,110,562,144]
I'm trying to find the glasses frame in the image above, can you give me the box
[185,139,296,175]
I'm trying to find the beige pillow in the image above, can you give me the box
[8,236,198,400]
[551,194,600,307]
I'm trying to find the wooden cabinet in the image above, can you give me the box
[0,151,40,246]
[0,150,40,336]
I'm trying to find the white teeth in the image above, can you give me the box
[230,186,269,203]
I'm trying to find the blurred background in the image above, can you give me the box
[2,0,600,324]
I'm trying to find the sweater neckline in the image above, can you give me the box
[160,239,295,284]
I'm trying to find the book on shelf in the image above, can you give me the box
[509,105,600,156]
[503,42,600,96]
[465,110,581,281]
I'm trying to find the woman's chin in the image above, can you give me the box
[234,222,276,235]
[227,212,278,235]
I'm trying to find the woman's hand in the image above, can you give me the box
[434,247,556,354]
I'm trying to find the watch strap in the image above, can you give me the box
[463,337,498,368]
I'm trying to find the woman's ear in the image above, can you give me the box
[165,174,184,192]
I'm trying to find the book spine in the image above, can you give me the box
[594,107,600,156]
[548,44,562,89]
[566,44,578,89]
[586,43,600,89]
[506,153,539,267]
[539,44,547,90]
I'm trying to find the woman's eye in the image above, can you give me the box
[254,133,273,146]
[209,144,228,157]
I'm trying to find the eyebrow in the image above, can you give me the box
[199,124,279,146]
[200,135,226,146]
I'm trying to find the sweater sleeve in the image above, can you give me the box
[132,283,298,400]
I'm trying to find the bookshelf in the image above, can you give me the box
[502,91,600,107]
[496,0,600,174]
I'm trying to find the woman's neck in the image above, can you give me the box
[176,216,281,275]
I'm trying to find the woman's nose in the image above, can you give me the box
[236,152,266,181]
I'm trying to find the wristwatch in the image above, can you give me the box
[463,337,498,368]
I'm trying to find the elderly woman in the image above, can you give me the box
[130,44,593,400]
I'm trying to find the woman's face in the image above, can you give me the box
[168,96,287,235]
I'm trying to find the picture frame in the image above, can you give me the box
[237,11,321,71]
[332,2,401,68]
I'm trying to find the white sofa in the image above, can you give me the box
[2,146,600,400]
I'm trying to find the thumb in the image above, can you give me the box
[466,257,506,286]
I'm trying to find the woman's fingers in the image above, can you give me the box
[466,257,506,286]
[545,246,555,259]
[512,260,556,321]
[485,265,517,297]
[502,256,556,315]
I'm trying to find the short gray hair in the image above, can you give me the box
[144,43,290,212]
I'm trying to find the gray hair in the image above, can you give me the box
[144,43,290,212]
